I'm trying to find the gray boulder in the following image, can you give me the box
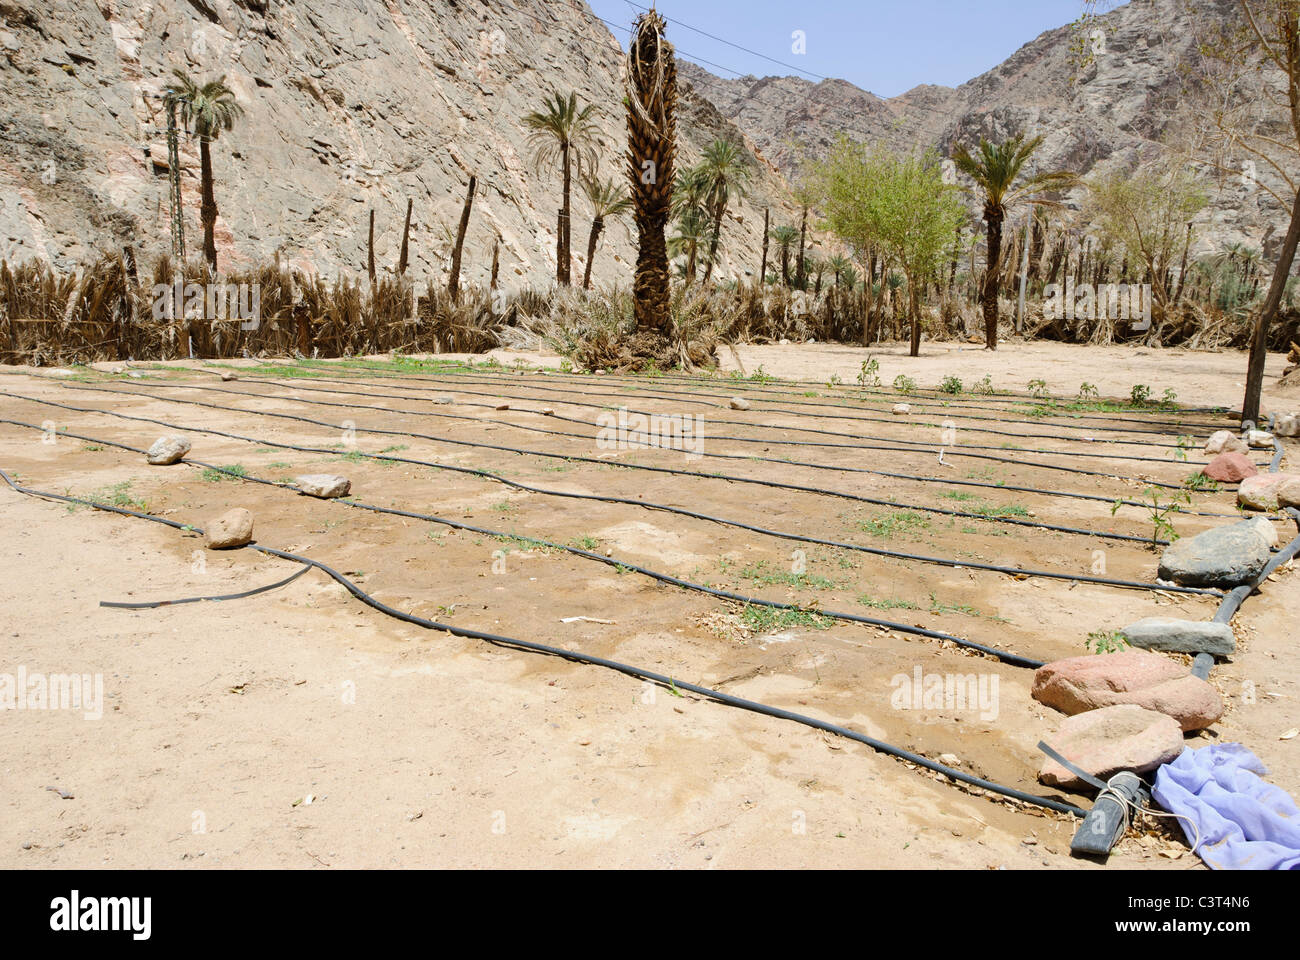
[146,436,191,465]
[1157,521,1271,586]
[296,474,351,499]
[1121,617,1236,656]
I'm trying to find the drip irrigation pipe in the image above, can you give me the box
[4,387,1191,545]
[230,375,1243,474]
[122,379,1226,503]
[0,419,1043,664]
[0,465,1088,818]
[100,564,311,609]
[242,367,1205,450]
[270,361,1231,438]
[0,416,1223,601]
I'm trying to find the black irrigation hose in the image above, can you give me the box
[0,415,1222,599]
[266,366,1205,450]
[232,374,1241,474]
[6,420,1043,665]
[15,386,1188,546]
[291,360,1231,438]
[220,376,1243,517]
[100,564,311,609]
[0,465,1088,818]
[132,378,1226,513]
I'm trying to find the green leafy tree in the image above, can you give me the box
[694,139,752,284]
[579,175,632,289]
[769,225,799,286]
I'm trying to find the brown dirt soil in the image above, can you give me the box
[1,341,1297,869]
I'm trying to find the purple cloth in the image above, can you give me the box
[1153,743,1300,870]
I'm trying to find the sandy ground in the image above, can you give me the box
[1,341,1297,869]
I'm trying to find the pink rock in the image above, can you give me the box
[1038,704,1185,789]
[1202,452,1257,483]
[1238,473,1299,511]
[1032,650,1225,732]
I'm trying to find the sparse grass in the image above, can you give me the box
[201,464,248,482]
[739,604,832,632]
[858,595,920,611]
[857,510,931,539]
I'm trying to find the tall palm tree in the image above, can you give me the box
[523,91,600,286]
[579,175,631,289]
[769,225,799,286]
[951,133,1075,350]
[669,167,712,284]
[624,10,677,333]
[695,139,751,284]
[164,69,242,272]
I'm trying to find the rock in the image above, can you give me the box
[541,408,555,416]
[938,753,962,767]
[296,474,350,499]
[1238,473,1298,511]
[1157,521,1271,586]
[892,403,911,415]
[220,372,239,381]
[204,508,254,549]
[1243,515,1279,549]
[729,397,751,410]
[1032,650,1225,732]
[1279,477,1300,509]
[1202,452,1256,483]
[1039,704,1186,789]
[1121,617,1236,656]
[1205,430,1248,455]
[494,402,510,411]
[1274,414,1299,437]
[1246,429,1275,448]
[433,396,455,404]
[145,435,191,465]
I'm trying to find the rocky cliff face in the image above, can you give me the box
[0,0,797,286]
[678,0,1290,256]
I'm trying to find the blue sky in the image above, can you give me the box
[587,0,1089,98]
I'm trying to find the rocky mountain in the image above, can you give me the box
[0,0,797,286]
[678,0,1290,257]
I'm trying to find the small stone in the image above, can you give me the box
[1238,473,1298,511]
[1038,704,1185,789]
[1247,429,1275,448]
[541,408,555,416]
[1205,430,1248,455]
[1032,650,1225,732]
[729,397,751,410]
[220,372,239,382]
[204,508,254,549]
[1202,452,1257,483]
[1158,521,1271,586]
[1121,617,1235,656]
[1274,414,1299,437]
[296,474,350,499]
[938,753,961,767]
[433,396,454,404]
[892,403,911,415]
[494,402,510,411]
[146,435,191,465]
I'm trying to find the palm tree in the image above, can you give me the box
[523,91,600,286]
[164,69,242,271]
[624,10,677,332]
[769,226,799,286]
[670,167,711,284]
[951,133,1075,350]
[695,139,751,284]
[579,175,631,289]
[827,254,853,289]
